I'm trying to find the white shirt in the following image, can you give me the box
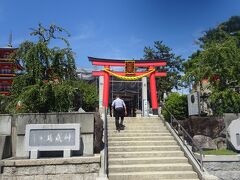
[112,98,126,109]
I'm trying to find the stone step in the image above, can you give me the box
[108,124,165,128]
[108,136,174,141]
[108,126,168,130]
[107,125,165,129]
[109,157,188,165]
[107,117,198,180]
[108,140,178,146]
[109,163,193,173]
[108,130,170,133]
[108,151,184,158]
[108,145,181,152]
[108,132,171,137]
[108,117,160,122]
[108,171,199,180]
[108,122,164,126]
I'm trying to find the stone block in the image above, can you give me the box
[76,164,89,173]
[16,167,30,176]
[0,115,11,135]
[44,165,56,175]
[34,175,47,180]
[76,163,99,173]
[15,113,94,135]
[83,173,98,180]
[25,124,80,157]
[89,163,100,172]
[12,112,95,158]
[81,134,94,155]
[62,113,94,133]
[55,165,76,174]
[16,176,35,180]
[0,136,6,159]
[47,174,74,180]
[1,175,15,180]
[1,155,100,167]
[47,175,61,180]
[72,174,84,180]
[29,166,44,175]
[3,167,17,175]
[16,136,28,158]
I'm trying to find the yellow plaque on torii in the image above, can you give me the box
[125,61,135,75]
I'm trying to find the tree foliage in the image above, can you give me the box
[0,94,9,114]
[143,41,184,100]
[14,24,77,86]
[183,16,240,115]
[162,92,188,121]
[1,24,98,114]
[7,80,98,113]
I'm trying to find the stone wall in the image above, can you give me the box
[0,112,95,159]
[203,155,240,180]
[223,113,240,128]
[0,115,12,160]
[204,162,240,180]
[0,155,100,180]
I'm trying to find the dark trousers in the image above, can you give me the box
[114,107,124,129]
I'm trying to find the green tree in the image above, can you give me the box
[2,24,98,114]
[162,92,188,121]
[13,23,76,88]
[183,16,240,115]
[0,94,9,114]
[143,41,184,101]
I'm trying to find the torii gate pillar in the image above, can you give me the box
[149,66,158,115]
[142,77,148,116]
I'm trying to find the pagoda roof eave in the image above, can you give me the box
[0,47,18,50]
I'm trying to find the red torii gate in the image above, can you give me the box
[89,57,167,115]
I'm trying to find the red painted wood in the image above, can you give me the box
[103,66,110,107]
[0,92,10,95]
[92,71,167,77]
[91,61,166,67]
[149,67,158,110]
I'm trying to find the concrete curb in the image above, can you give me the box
[202,155,240,162]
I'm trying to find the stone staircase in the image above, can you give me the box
[107,117,199,180]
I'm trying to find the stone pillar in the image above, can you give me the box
[142,77,148,117]
[99,76,104,110]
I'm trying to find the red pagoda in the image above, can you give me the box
[0,46,22,95]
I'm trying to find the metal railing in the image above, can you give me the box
[103,107,109,176]
[161,103,204,171]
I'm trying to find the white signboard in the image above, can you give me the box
[25,124,80,159]
[187,92,200,116]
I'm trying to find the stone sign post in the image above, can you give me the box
[25,124,80,159]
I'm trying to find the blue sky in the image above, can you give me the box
[0,0,240,68]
